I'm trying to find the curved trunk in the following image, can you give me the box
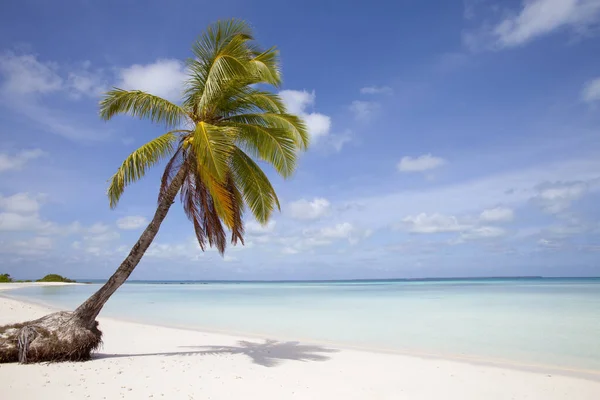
[73,167,187,329]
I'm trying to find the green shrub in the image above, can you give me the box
[36,274,76,283]
[0,274,13,283]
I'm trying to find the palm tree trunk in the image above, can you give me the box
[73,167,187,329]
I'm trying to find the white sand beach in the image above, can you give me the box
[1,287,599,400]
[0,282,83,291]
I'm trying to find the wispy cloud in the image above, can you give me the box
[0,192,52,232]
[464,0,600,50]
[399,213,468,233]
[0,149,44,172]
[116,215,148,230]
[340,156,600,232]
[287,197,331,220]
[0,51,112,141]
[531,180,589,214]
[479,207,514,222]
[397,154,446,173]
[349,100,379,121]
[360,86,393,95]
[582,77,600,103]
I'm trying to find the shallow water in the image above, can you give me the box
[6,278,600,372]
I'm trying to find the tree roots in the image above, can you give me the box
[0,312,102,363]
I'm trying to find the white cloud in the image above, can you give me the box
[66,62,107,99]
[116,215,148,230]
[316,222,356,240]
[223,255,238,262]
[582,77,600,103]
[288,198,331,220]
[0,192,44,214]
[277,222,371,255]
[278,89,313,115]
[460,226,506,240]
[326,130,353,152]
[0,236,53,256]
[83,222,120,244]
[467,0,600,49]
[303,113,331,138]
[0,193,51,232]
[532,181,588,213]
[278,90,332,141]
[118,59,187,101]
[334,156,600,235]
[0,52,112,141]
[398,211,510,241]
[0,212,51,232]
[303,222,371,246]
[0,52,62,95]
[397,154,446,172]
[0,149,45,172]
[349,100,379,121]
[360,86,393,95]
[400,213,469,234]
[479,207,514,222]
[0,52,106,99]
[538,238,563,248]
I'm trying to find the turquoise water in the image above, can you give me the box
[5,278,600,372]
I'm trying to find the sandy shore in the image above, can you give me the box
[0,282,83,291]
[1,292,599,399]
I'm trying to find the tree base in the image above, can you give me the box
[0,312,102,363]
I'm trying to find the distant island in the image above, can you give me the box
[0,274,76,283]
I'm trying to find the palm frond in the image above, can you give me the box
[191,122,235,181]
[227,173,245,245]
[231,148,280,223]
[158,146,185,205]
[225,113,309,150]
[231,123,297,178]
[197,19,254,57]
[195,164,238,229]
[248,47,282,87]
[99,89,189,128]
[180,166,227,254]
[107,131,181,208]
[185,22,256,115]
[220,89,287,117]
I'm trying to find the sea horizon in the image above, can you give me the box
[71,276,600,284]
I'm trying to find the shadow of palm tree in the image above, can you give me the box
[94,339,339,367]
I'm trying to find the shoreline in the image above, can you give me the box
[2,285,600,381]
[1,296,600,399]
[0,282,84,291]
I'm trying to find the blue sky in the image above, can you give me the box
[1,0,599,280]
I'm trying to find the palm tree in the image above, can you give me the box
[0,19,308,364]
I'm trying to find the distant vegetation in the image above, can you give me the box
[36,274,76,283]
[0,273,75,283]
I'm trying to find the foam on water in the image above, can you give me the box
[6,278,600,371]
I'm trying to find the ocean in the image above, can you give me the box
[5,278,600,373]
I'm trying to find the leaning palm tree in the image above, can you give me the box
[0,19,308,363]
